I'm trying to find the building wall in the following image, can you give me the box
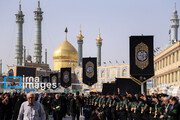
[154,41,180,87]
[75,64,130,92]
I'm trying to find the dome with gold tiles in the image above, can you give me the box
[53,28,78,70]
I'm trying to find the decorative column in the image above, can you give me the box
[170,4,179,44]
[34,1,43,63]
[77,28,84,66]
[96,32,103,66]
[15,2,24,66]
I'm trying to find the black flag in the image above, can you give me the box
[115,78,147,95]
[50,73,59,89]
[82,57,97,86]
[130,36,154,84]
[42,76,49,83]
[102,83,117,95]
[61,68,71,88]
[42,76,49,90]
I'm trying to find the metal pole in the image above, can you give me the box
[45,49,47,64]
[140,76,144,94]
[24,46,26,63]
[141,83,144,94]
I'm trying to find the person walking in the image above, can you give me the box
[52,94,63,120]
[70,95,81,120]
[41,93,51,120]
[17,92,46,120]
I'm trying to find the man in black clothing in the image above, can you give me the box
[52,94,63,120]
[104,94,111,120]
[131,94,141,120]
[70,95,81,120]
[12,94,26,120]
[111,94,119,120]
[167,97,180,120]
[3,94,13,120]
[60,93,67,118]
[41,93,51,120]
[117,89,127,120]
[159,97,172,120]
[67,93,73,116]
[0,93,4,120]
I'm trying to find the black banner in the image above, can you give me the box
[61,68,71,88]
[50,73,58,89]
[41,76,49,89]
[42,76,49,83]
[16,66,36,77]
[102,83,117,95]
[82,57,97,86]
[130,36,154,83]
[116,78,146,95]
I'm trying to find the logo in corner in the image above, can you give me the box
[4,76,22,89]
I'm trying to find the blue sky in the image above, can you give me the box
[0,0,179,72]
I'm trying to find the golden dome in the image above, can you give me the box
[53,40,78,60]
[53,40,78,70]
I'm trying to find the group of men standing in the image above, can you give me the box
[41,92,83,120]
[83,91,180,120]
[0,91,180,120]
[33,91,84,120]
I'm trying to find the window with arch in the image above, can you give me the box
[97,69,99,78]
[117,68,120,77]
[169,56,171,65]
[163,58,165,68]
[122,68,127,77]
[176,51,179,62]
[107,68,110,78]
[157,77,159,86]
[76,70,80,79]
[172,53,175,63]
[8,69,14,76]
[101,69,105,78]
[175,71,178,82]
[165,75,167,84]
[172,72,174,83]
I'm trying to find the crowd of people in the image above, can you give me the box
[0,89,180,120]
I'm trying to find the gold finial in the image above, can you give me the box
[96,29,103,42]
[77,25,84,40]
